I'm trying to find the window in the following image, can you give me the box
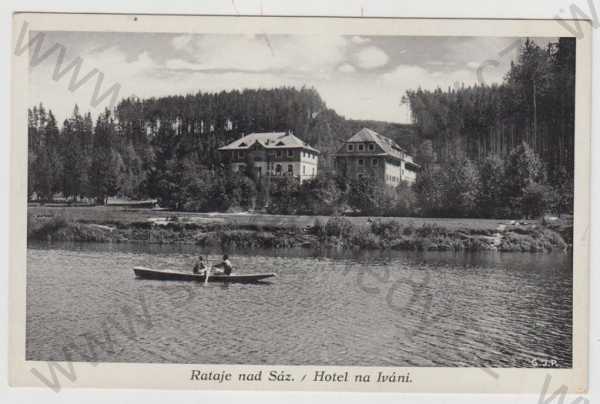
[312,167,315,175]
[358,144,364,151]
[358,159,364,166]
[257,166,262,176]
[237,151,244,159]
[287,150,294,157]
[368,143,375,151]
[287,164,293,174]
[275,164,282,174]
[303,165,306,174]
[372,158,378,166]
[276,150,282,158]
[347,144,354,152]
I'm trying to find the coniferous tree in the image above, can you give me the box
[26,37,574,217]
[32,108,62,201]
[89,110,122,204]
[503,142,546,216]
[61,106,89,200]
[478,155,507,217]
[440,157,480,217]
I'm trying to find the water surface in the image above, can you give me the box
[26,242,572,367]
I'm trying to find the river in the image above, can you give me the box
[26,242,572,367]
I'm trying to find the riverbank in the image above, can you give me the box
[27,206,571,253]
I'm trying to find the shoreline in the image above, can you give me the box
[27,207,571,253]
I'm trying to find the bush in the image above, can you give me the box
[520,181,554,218]
[29,215,69,239]
[310,218,326,238]
[44,215,69,232]
[324,217,354,238]
[370,220,402,240]
[416,223,444,237]
[267,176,301,215]
[350,229,381,249]
[298,174,342,215]
[403,223,415,236]
[390,181,418,216]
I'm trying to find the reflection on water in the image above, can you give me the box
[26,242,572,367]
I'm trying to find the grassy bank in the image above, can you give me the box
[27,206,571,253]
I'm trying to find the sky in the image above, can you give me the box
[27,32,555,124]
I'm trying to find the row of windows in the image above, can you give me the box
[347,143,375,152]
[356,173,405,184]
[334,158,380,167]
[339,159,409,174]
[237,164,315,176]
[357,158,378,166]
[236,150,315,159]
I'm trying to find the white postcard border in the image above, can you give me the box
[9,13,592,393]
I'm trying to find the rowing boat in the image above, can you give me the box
[133,266,275,283]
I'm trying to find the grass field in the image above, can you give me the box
[28,205,507,231]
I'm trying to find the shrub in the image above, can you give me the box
[324,217,354,238]
[403,223,415,236]
[30,215,69,239]
[520,181,555,219]
[416,223,443,237]
[350,228,381,249]
[311,218,326,238]
[370,220,402,240]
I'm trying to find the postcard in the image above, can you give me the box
[9,12,592,393]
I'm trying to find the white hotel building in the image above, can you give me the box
[334,128,420,186]
[218,132,320,183]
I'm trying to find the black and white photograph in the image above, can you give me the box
[9,13,592,393]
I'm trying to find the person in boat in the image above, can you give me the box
[192,256,207,274]
[213,254,233,275]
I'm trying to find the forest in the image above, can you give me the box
[27,37,575,219]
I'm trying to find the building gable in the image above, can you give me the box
[335,139,385,155]
[333,127,419,186]
[218,131,319,154]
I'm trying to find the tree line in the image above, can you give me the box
[27,86,411,206]
[28,37,574,218]
[232,141,568,219]
[399,37,575,218]
[404,38,575,184]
